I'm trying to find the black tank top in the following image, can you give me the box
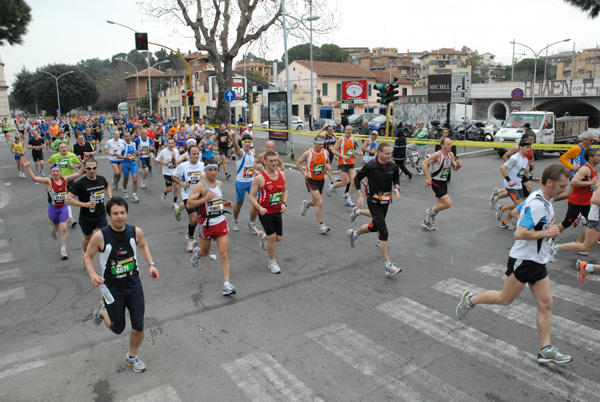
[98,224,141,296]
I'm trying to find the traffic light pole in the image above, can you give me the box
[386,103,390,138]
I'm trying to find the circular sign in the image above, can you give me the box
[511,88,524,101]
[346,84,364,97]
[510,107,521,113]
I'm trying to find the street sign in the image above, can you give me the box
[451,73,467,103]
[232,78,245,100]
[511,101,522,107]
[342,80,367,104]
[224,90,236,103]
[510,107,521,113]
[511,88,524,101]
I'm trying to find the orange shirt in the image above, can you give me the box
[338,136,355,165]
[306,148,328,181]
[49,125,60,136]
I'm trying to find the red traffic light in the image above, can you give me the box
[187,91,194,97]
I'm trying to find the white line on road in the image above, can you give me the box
[433,278,600,352]
[306,323,479,402]
[0,287,25,304]
[0,346,47,380]
[0,239,8,248]
[0,268,20,281]
[377,297,600,402]
[123,385,181,402]
[222,352,324,402]
[0,361,47,381]
[476,264,600,310]
[0,252,13,264]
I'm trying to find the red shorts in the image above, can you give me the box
[199,219,229,241]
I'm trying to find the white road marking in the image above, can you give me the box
[0,253,13,264]
[306,323,479,402]
[123,385,181,402]
[378,297,600,402]
[0,287,25,304]
[222,352,324,402]
[0,239,8,248]
[0,346,47,380]
[433,278,600,352]
[0,268,20,281]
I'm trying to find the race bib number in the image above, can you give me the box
[54,191,67,202]
[127,154,135,161]
[269,191,283,206]
[517,168,526,178]
[179,146,186,153]
[207,199,224,215]
[312,164,324,175]
[220,136,228,143]
[441,168,451,178]
[111,258,136,275]
[141,148,149,155]
[346,149,355,157]
[167,163,176,169]
[58,158,70,168]
[377,192,392,204]
[93,190,105,203]
[187,171,202,184]
[243,167,254,178]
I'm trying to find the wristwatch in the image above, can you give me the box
[282,202,288,207]
[149,262,156,267]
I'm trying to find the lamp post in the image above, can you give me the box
[39,70,74,116]
[149,60,170,112]
[118,57,140,108]
[282,0,320,158]
[509,38,570,107]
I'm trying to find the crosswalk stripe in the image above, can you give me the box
[0,346,47,380]
[123,385,181,402]
[0,252,13,264]
[0,361,47,380]
[432,278,600,353]
[476,264,600,312]
[0,239,8,248]
[0,287,25,304]
[0,228,5,235]
[222,352,324,402]
[306,323,479,402]
[377,297,600,402]
[0,268,20,281]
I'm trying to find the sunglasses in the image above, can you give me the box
[85,167,97,171]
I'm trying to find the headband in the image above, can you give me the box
[204,164,219,169]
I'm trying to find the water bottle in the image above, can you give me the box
[90,194,96,213]
[99,284,114,304]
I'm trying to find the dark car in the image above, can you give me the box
[368,115,394,136]
[347,113,380,129]
[313,118,335,131]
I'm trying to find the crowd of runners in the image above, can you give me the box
[3,112,596,371]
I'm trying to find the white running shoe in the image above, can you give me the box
[191,247,200,267]
[268,260,281,274]
[161,192,166,201]
[60,248,68,260]
[232,220,239,231]
[257,231,267,250]
[301,200,309,216]
[141,180,147,189]
[247,222,258,234]
[131,194,139,203]
[222,282,236,296]
[186,236,195,252]
[326,184,334,197]
[50,227,57,240]
[385,263,401,276]
[318,223,330,234]
[123,191,129,199]
[350,208,359,222]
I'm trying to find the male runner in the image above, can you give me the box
[457,163,572,364]
[347,143,402,276]
[104,130,126,190]
[87,196,159,373]
[421,137,463,231]
[216,123,232,179]
[327,125,362,206]
[72,133,96,163]
[155,137,180,207]
[117,132,140,203]
[134,129,154,189]
[249,151,288,274]
[187,160,236,295]
[27,130,45,176]
[231,132,258,232]
[297,134,331,234]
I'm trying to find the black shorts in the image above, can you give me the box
[506,188,525,202]
[431,179,448,198]
[305,178,324,193]
[561,202,591,229]
[505,257,548,285]
[339,164,355,173]
[183,198,198,214]
[218,146,229,156]
[105,285,145,333]
[32,150,44,162]
[79,214,108,236]
[258,212,283,236]
[163,174,173,187]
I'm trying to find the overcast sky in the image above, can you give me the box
[1,0,598,89]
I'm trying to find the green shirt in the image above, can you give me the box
[414,127,429,146]
[51,138,69,152]
[48,152,80,177]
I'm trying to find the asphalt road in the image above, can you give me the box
[0,131,599,402]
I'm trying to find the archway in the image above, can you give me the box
[487,100,509,121]
[536,99,600,128]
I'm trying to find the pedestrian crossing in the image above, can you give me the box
[0,346,47,381]
[0,216,22,306]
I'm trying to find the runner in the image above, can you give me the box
[230,132,258,232]
[187,160,236,295]
[2,117,10,142]
[327,125,363,207]
[574,259,600,282]
[48,142,81,227]
[116,132,140,203]
[134,129,154,189]
[27,130,46,176]
[420,137,463,231]
[51,131,69,152]
[9,134,26,178]
[457,163,572,364]
[322,125,337,185]
[199,131,214,164]
[155,137,180,207]
[346,143,402,276]
[104,130,126,190]
[71,133,96,164]
[87,196,159,373]
[361,131,378,165]
[21,158,83,259]
[255,141,285,172]
[297,134,331,234]
[216,123,232,179]
[249,151,288,274]
[172,145,205,251]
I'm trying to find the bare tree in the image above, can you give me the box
[140,0,336,123]
[563,0,600,18]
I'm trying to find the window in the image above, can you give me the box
[402,88,407,96]
[336,83,342,101]
[367,85,372,97]
[322,83,328,96]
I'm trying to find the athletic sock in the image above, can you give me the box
[174,196,178,203]
[345,183,350,193]
[188,224,197,237]
[586,264,594,274]
[503,218,511,224]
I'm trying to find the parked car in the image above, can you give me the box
[368,115,395,136]
[313,118,335,131]
[261,115,304,130]
[347,113,380,128]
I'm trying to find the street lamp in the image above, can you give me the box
[282,0,320,158]
[149,60,170,111]
[39,70,74,116]
[117,57,140,106]
[509,38,570,107]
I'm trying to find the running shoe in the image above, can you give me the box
[161,192,166,201]
[385,263,402,276]
[93,300,105,325]
[40,171,45,177]
[60,248,68,260]
[573,213,584,227]
[456,290,473,320]
[247,221,258,234]
[489,188,499,208]
[576,260,591,282]
[50,227,57,240]
[416,167,424,175]
[225,173,231,180]
[345,198,356,207]
[578,251,588,256]
[318,223,330,234]
[174,207,181,221]
[222,282,236,296]
[537,346,572,364]
[191,247,200,268]
[495,204,505,221]
[347,229,358,247]
[300,200,309,216]
[421,219,435,231]
[125,353,146,373]
[426,208,435,224]
[68,217,78,228]
[186,236,195,252]
[232,219,239,231]
[132,194,139,203]
[350,208,359,222]
[123,191,129,199]
[141,180,147,189]
[257,231,267,250]
[148,170,152,177]
[342,192,348,199]
[500,221,515,230]
[326,184,334,197]
[268,260,281,274]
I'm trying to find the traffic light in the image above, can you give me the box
[385,82,399,104]
[251,91,259,104]
[135,32,148,51]
[187,91,194,106]
[374,83,388,105]
[244,91,250,104]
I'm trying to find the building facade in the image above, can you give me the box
[417,48,471,87]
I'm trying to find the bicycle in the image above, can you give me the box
[406,144,428,174]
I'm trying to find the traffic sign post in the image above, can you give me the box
[511,88,524,101]
[224,90,236,103]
